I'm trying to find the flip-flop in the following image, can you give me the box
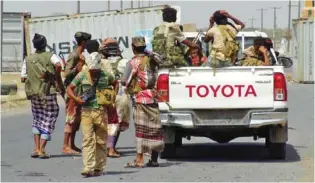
[39,152,50,159]
[146,160,159,167]
[30,152,39,158]
[62,149,81,155]
[81,171,94,178]
[124,162,144,168]
[108,153,120,158]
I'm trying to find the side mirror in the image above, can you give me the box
[278,56,293,68]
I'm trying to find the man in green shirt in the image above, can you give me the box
[66,52,116,177]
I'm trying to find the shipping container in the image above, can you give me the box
[25,5,181,60]
[1,12,30,72]
[290,18,314,83]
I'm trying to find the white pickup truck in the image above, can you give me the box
[156,32,289,159]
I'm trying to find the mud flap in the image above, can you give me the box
[269,123,288,143]
[163,127,175,144]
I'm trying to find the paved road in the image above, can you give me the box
[1,84,313,182]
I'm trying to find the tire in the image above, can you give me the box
[160,144,177,159]
[1,84,18,95]
[269,143,286,159]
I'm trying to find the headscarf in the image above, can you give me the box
[99,38,121,56]
[85,52,101,70]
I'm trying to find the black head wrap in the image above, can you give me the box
[32,33,47,50]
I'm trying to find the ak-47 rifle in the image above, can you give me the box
[33,61,65,99]
[192,30,206,44]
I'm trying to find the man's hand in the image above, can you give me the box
[57,84,66,97]
[21,77,26,83]
[191,43,200,49]
[75,97,85,105]
[209,15,214,24]
[258,46,268,55]
[76,61,85,72]
[220,10,229,17]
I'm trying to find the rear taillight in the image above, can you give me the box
[274,72,287,101]
[157,74,169,102]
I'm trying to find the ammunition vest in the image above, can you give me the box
[24,51,56,99]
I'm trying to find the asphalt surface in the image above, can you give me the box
[1,83,314,182]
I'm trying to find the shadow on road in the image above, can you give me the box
[166,142,300,163]
[106,170,138,175]
[49,154,81,158]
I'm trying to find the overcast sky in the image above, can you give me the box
[3,0,301,29]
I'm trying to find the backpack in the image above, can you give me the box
[217,25,240,62]
[151,25,187,68]
[126,55,156,95]
[110,57,124,79]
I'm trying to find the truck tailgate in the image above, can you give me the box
[169,67,274,109]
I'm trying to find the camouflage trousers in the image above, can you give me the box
[241,57,265,66]
[81,107,108,173]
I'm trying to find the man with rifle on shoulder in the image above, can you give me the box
[62,31,91,155]
[21,33,65,159]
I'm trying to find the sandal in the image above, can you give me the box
[124,161,144,168]
[39,151,50,159]
[30,152,39,158]
[81,171,94,178]
[108,153,120,158]
[62,148,81,155]
[94,170,105,176]
[146,160,159,167]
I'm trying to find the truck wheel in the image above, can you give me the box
[160,144,176,159]
[269,143,286,159]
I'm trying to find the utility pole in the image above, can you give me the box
[288,0,291,52]
[138,0,141,8]
[298,0,301,19]
[77,0,80,14]
[108,0,110,11]
[270,6,281,49]
[290,1,301,19]
[257,8,268,31]
[131,0,133,8]
[287,1,301,52]
[120,0,123,11]
[0,0,3,74]
[248,17,257,30]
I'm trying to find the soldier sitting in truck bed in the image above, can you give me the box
[241,37,270,66]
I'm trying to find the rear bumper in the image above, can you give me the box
[160,108,288,128]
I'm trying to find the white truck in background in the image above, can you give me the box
[156,31,289,159]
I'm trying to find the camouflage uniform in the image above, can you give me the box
[241,46,266,66]
[152,22,187,68]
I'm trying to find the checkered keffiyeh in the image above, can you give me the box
[31,94,59,134]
